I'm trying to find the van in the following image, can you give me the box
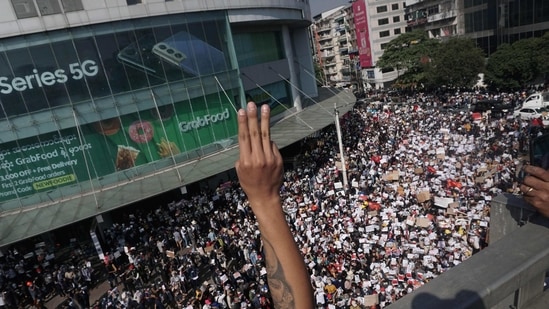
[522,92,549,109]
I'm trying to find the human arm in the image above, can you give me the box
[520,164,549,218]
[235,102,314,309]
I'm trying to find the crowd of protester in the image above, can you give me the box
[0,89,545,309]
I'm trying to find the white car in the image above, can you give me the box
[513,108,542,120]
[542,114,549,127]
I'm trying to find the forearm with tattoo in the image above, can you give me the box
[262,237,296,309]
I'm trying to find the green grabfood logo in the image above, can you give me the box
[179,108,230,133]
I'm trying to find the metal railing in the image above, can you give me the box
[388,193,549,309]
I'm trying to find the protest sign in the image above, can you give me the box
[416,191,431,203]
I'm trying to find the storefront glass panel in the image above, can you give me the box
[0,91,237,202]
[245,81,292,117]
[0,11,241,203]
[233,31,285,67]
[0,11,234,119]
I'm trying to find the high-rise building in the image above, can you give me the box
[362,0,408,88]
[312,1,408,89]
[405,0,549,56]
[312,5,358,88]
[0,0,354,247]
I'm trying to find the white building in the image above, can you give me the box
[363,0,408,89]
[312,1,408,89]
[312,5,358,88]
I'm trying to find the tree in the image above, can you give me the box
[376,30,439,88]
[484,43,520,90]
[484,36,546,91]
[424,37,485,90]
[509,37,542,84]
[313,62,326,86]
[535,32,549,80]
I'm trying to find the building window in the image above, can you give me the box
[427,5,439,15]
[376,5,388,13]
[464,0,485,9]
[11,0,38,18]
[11,0,83,18]
[61,0,83,12]
[380,43,388,50]
[392,3,399,10]
[35,0,61,15]
[378,18,389,26]
[393,16,400,23]
[394,28,401,35]
[380,30,390,38]
[127,0,141,5]
[233,31,285,67]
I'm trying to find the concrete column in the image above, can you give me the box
[282,25,302,111]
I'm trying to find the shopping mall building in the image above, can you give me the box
[0,0,355,250]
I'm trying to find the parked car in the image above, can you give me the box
[513,107,542,120]
[472,99,511,118]
[522,92,549,109]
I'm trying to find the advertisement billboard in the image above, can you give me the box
[0,13,242,203]
[0,93,237,202]
[353,1,373,68]
[0,17,231,119]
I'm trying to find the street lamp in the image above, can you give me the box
[334,104,348,191]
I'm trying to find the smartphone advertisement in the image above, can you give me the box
[0,18,231,119]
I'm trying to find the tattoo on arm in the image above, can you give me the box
[262,237,295,309]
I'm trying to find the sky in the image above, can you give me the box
[310,0,352,16]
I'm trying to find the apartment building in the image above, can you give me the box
[312,1,407,89]
[312,5,358,88]
[406,0,549,56]
[364,0,408,88]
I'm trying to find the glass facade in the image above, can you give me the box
[0,13,234,118]
[233,31,285,67]
[0,11,245,203]
[233,30,293,117]
[507,0,549,27]
[464,9,496,33]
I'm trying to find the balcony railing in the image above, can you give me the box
[319,43,334,50]
[405,0,423,6]
[427,10,457,23]
[318,35,333,42]
[388,193,549,309]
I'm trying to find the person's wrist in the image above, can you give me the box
[248,196,284,221]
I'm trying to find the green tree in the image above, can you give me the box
[536,32,549,79]
[376,30,439,88]
[314,62,326,86]
[424,37,485,89]
[485,36,544,91]
[510,37,541,84]
[484,43,519,90]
